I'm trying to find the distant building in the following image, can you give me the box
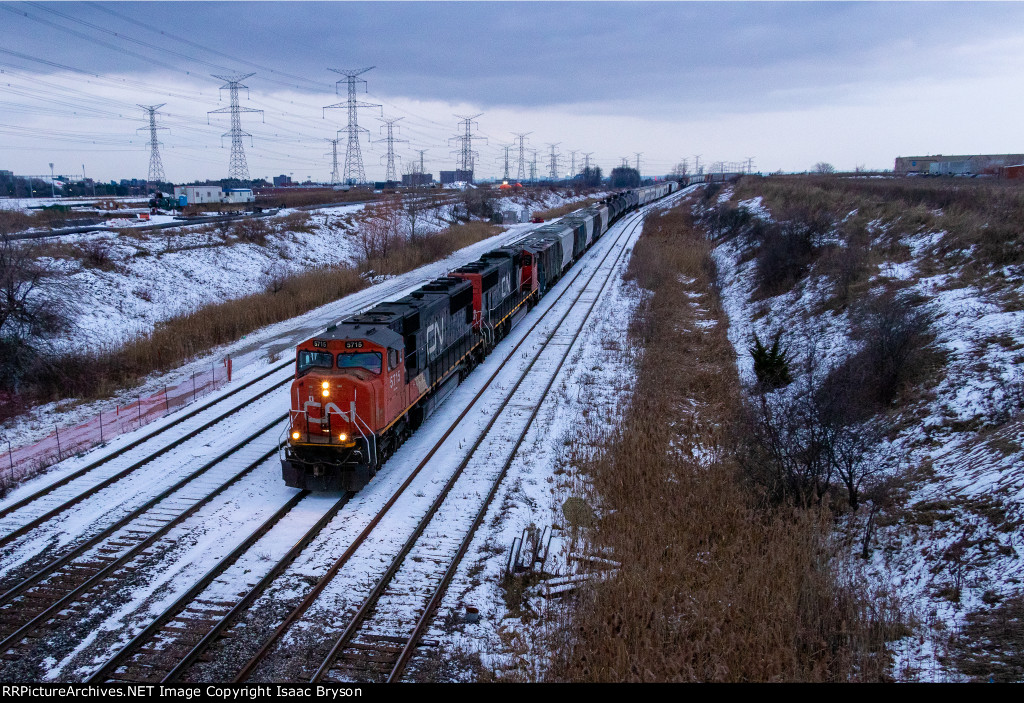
[174,185,253,205]
[439,169,473,185]
[272,174,293,187]
[401,173,432,187]
[222,188,255,204]
[895,154,1024,175]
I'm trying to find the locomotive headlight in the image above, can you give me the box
[322,389,330,397]
[321,381,330,389]
[291,431,300,440]
[339,433,348,442]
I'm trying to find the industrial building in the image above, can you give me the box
[401,173,433,187]
[439,169,473,185]
[894,154,1024,176]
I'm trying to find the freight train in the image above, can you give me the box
[282,181,679,490]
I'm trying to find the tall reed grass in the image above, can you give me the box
[547,203,899,681]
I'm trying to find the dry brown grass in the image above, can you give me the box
[531,196,602,221]
[547,201,898,682]
[255,187,385,209]
[22,218,500,405]
[734,175,1024,292]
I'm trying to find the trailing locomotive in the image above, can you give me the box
[282,181,678,490]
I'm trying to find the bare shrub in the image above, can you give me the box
[753,205,833,298]
[842,289,937,408]
[278,211,313,233]
[232,218,271,245]
[0,235,74,392]
[79,239,116,271]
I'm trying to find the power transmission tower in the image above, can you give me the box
[375,116,407,182]
[694,154,703,175]
[138,103,167,183]
[208,73,263,181]
[502,144,512,180]
[620,156,630,168]
[325,137,342,184]
[324,67,381,185]
[413,149,428,175]
[546,143,561,181]
[634,152,643,176]
[746,157,755,174]
[450,114,485,180]
[568,150,578,179]
[582,152,594,173]
[512,132,531,181]
[530,150,538,185]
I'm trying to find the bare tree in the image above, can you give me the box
[0,235,73,390]
[814,162,836,174]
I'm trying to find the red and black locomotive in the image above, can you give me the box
[282,182,678,490]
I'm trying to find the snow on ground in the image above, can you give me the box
[709,185,1024,681]
[2,189,596,459]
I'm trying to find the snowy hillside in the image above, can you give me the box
[707,178,1024,682]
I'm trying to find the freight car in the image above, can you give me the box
[282,182,679,490]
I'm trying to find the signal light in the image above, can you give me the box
[339,433,348,442]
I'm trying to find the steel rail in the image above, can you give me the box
[0,360,290,525]
[0,418,285,653]
[312,205,652,683]
[87,489,354,684]
[234,207,647,683]
[386,205,664,682]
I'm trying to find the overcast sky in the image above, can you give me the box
[3,1,1024,182]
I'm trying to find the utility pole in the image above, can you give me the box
[138,104,167,184]
[512,132,531,181]
[208,73,263,181]
[546,143,561,181]
[375,116,407,182]
[451,114,485,181]
[324,67,381,185]
[49,162,55,198]
[325,137,342,184]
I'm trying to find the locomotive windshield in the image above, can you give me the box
[337,351,383,374]
[297,350,332,376]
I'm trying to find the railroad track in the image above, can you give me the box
[0,227,541,593]
[0,197,656,681]
[82,210,644,684]
[312,207,650,683]
[212,203,658,683]
[0,223,540,552]
[0,420,288,672]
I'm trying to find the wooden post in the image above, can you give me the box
[165,386,170,414]
[192,371,197,403]
[54,423,62,461]
[99,411,104,444]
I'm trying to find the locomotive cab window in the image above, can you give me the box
[297,350,333,376]
[337,351,383,374]
[388,348,398,370]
